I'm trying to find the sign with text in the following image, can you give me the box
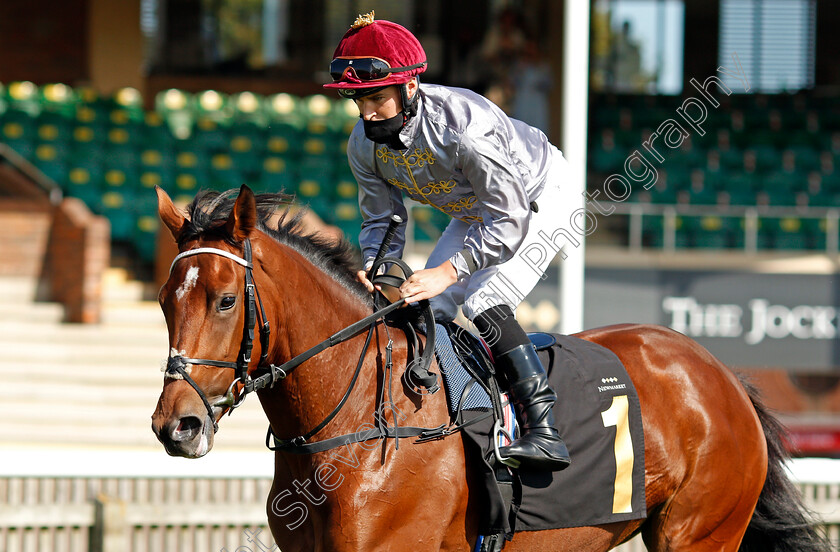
[580,268,840,371]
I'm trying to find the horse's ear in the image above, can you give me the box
[156,186,187,241]
[226,185,257,241]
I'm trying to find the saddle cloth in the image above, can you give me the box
[432,323,647,537]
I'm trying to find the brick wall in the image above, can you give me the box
[0,199,52,278]
[44,198,110,323]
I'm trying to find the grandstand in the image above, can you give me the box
[588,91,840,251]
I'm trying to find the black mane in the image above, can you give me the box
[179,189,370,300]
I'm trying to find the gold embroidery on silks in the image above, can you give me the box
[377,147,435,169]
[441,195,478,215]
[376,146,483,223]
[387,178,456,197]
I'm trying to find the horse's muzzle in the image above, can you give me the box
[152,414,216,458]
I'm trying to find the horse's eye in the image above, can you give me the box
[219,296,236,311]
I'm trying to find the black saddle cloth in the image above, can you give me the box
[434,324,647,536]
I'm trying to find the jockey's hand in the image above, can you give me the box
[356,269,381,294]
[400,261,458,304]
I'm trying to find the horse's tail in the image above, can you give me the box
[737,375,832,552]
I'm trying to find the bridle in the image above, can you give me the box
[164,238,436,446]
[164,239,267,431]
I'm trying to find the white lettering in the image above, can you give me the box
[664,296,837,344]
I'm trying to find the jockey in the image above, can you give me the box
[325,11,571,472]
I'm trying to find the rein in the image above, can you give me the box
[165,238,441,451]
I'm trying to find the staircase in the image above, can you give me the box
[1,270,269,451]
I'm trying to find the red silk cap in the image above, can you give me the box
[324,11,427,90]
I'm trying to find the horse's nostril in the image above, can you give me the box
[170,416,203,442]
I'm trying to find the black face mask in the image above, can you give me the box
[363,113,406,148]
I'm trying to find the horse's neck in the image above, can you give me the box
[257,241,398,442]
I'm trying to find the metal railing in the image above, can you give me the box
[604,201,840,254]
[0,143,63,205]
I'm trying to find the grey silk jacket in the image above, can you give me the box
[348,83,554,278]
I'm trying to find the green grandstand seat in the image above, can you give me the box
[155,88,194,140]
[592,105,620,128]
[807,191,838,208]
[787,130,821,148]
[683,215,738,249]
[590,146,626,173]
[801,217,830,251]
[100,187,136,241]
[228,131,264,176]
[64,164,102,209]
[1,115,37,158]
[265,124,302,156]
[173,172,204,198]
[35,112,74,149]
[787,147,821,172]
[687,186,717,205]
[610,129,638,149]
[266,92,304,127]
[821,173,840,193]
[208,152,244,190]
[761,171,799,193]
[192,90,232,125]
[138,147,175,192]
[760,217,808,250]
[231,91,268,127]
[133,192,160,263]
[192,117,229,152]
[330,200,362,243]
[750,146,779,172]
[298,155,334,197]
[717,148,744,171]
[140,111,176,146]
[669,147,705,169]
[295,178,330,218]
[74,98,111,132]
[258,156,295,193]
[333,177,358,202]
[140,146,175,171]
[138,170,169,193]
[302,135,331,157]
[641,215,666,248]
[111,87,145,123]
[39,83,78,118]
[174,147,207,174]
[5,81,41,117]
[301,95,335,128]
[32,143,67,182]
[70,124,107,163]
[103,127,139,169]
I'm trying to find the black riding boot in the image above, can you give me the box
[496,344,571,471]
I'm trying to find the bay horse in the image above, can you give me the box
[151,185,828,551]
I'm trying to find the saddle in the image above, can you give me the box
[428,322,647,551]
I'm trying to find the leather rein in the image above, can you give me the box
[165,238,440,451]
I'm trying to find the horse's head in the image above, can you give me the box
[151,185,262,458]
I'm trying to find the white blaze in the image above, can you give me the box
[176,266,200,301]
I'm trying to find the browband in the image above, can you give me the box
[170,247,253,274]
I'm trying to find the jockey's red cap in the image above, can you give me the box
[324,11,427,93]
